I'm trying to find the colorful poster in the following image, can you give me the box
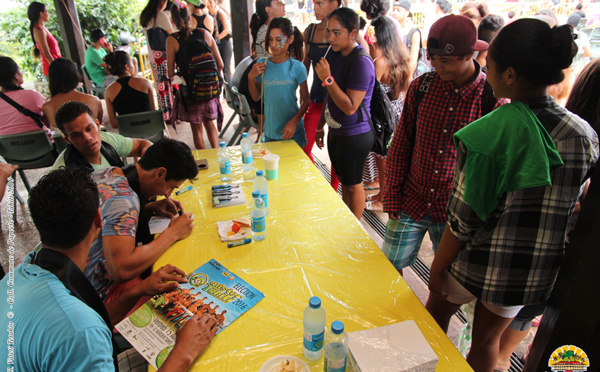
[115,259,265,369]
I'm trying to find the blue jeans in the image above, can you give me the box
[382,212,445,270]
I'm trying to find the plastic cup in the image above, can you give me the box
[263,154,280,180]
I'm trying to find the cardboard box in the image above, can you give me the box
[347,320,438,372]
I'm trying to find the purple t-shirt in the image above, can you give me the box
[327,45,375,136]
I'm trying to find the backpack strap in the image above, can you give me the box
[341,47,371,122]
[307,23,316,44]
[0,91,44,129]
[480,80,497,116]
[414,71,436,110]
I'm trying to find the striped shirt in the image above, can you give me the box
[447,96,599,306]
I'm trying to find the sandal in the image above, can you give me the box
[364,184,379,190]
[366,193,381,201]
[365,201,383,211]
[532,315,542,327]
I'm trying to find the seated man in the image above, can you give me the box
[51,101,152,171]
[87,138,199,303]
[85,28,117,88]
[0,168,217,371]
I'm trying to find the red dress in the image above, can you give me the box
[35,25,61,75]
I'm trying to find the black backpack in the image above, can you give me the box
[405,28,433,79]
[342,48,396,156]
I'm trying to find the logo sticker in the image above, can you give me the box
[444,44,455,55]
[548,345,589,371]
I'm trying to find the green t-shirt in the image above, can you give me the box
[85,46,108,86]
[51,131,133,171]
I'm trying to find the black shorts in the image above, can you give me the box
[328,130,374,186]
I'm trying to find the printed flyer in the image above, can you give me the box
[115,259,265,369]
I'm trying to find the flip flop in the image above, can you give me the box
[364,185,380,190]
[365,201,383,211]
[366,193,380,201]
[532,315,542,327]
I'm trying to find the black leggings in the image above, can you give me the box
[218,38,233,84]
[328,130,374,186]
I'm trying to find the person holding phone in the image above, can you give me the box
[84,29,117,89]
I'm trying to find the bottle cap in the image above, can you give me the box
[256,170,264,177]
[252,190,260,198]
[331,320,344,334]
[309,296,321,309]
[219,142,226,148]
[243,133,249,138]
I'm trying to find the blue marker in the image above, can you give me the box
[175,185,193,195]
[227,238,252,248]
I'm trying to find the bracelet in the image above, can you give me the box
[316,128,324,133]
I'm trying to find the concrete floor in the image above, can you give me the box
[0,91,534,369]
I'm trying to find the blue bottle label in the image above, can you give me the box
[219,160,231,175]
[325,357,346,372]
[252,216,266,232]
[260,192,268,208]
[242,151,253,164]
[303,330,324,352]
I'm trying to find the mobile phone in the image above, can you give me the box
[196,159,209,170]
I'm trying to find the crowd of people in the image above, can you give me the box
[1,0,600,371]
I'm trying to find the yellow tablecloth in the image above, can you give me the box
[153,140,471,371]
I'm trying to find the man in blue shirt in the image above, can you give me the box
[0,168,217,371]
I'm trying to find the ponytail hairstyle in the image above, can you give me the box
[488,19,576,87]
[250,0,270,48]
[171,3,192,38]
[566,58,600,135]
[372,16,410,97]
[265,17,304,61]
[48,58,80,96]
[28,2,46,58]
[104,51,131,76]
[140,0,166,28]
[0,57,23,92]
[329,7,367,36]
[360,0,390,20]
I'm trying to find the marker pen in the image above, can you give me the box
[175,185,193,195]
[227,238,252,248]
[212,185,233,190]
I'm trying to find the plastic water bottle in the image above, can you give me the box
[303,296,326,361]
[218,142,231,182]
[324,321,348,372]
[250,190,266,241]
[253,170,268,215]
[241,133,254,172]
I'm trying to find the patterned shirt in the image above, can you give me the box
[447,96,599,306]
[383,64,504,222]
[85,167,140,301]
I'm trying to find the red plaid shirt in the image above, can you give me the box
[383,67,505,223]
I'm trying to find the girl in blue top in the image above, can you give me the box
[248,17,310,148]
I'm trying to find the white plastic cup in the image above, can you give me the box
[263,154,280,180]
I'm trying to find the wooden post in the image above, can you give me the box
[524,170,600,371]
[230,0,253,65]
[53,0,91,92]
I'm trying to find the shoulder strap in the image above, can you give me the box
[342,47,371,81]
[307,23,316,44]
[0,91,44,129]
[481,80,497,116]
[122,164,153,246]
[64,141,124,172]
[406,28,417,48]
[414,71,436,109]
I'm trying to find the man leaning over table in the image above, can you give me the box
[0,168,217,371]
[51,101,152,172]
[85,138,199,304]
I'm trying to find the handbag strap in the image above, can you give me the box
[0,91,45,129]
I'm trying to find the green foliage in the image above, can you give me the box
[0,0,145,79]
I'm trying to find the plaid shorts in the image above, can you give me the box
[382,212,445,270]
[118,348,147,372]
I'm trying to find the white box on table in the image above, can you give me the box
[347,320,438,372]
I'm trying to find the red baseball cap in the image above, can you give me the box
[427,15,488,56]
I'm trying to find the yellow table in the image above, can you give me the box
[154,141,471,371]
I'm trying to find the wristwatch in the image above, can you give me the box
[322,76,334,87]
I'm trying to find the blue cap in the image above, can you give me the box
[331,320,344,334]
[219,142,226,148]
[256,170,264,176]
[252,190,260,198]
[243,133,249,138]
[309,296,321,309]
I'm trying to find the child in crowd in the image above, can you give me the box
[248,17,309,148]
[426,19,598,372]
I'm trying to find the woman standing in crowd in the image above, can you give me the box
[391,0,421,78]
[28,1,61,76]
[167,5,223,150]
[42,58,103,128]
[0,57,52,139]
[248,17,309,147]
[206,0,232,83]
[140,0,175,124]
[364,15,410,211]
[250,0,286,59]
[361,0,401,58]
[187,0,216,39]
[315,8,375,219]
[426,19,597,372]
[104,51,156,129]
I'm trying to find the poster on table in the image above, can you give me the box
[115,259,265,369]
